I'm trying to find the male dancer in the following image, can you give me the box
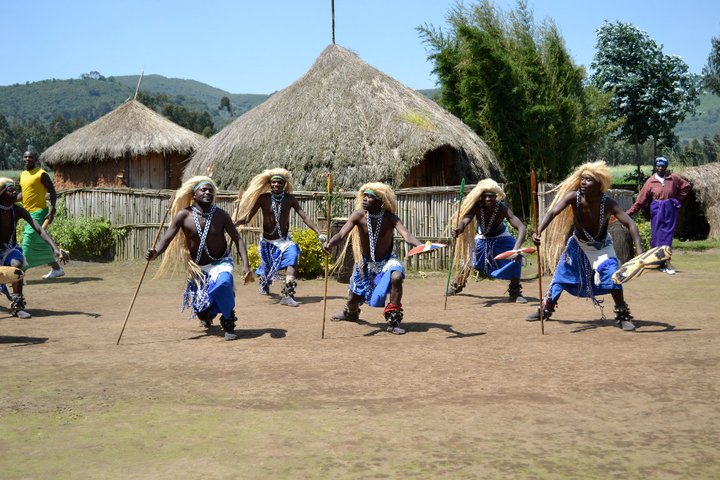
[0,178,65,318]
[526,161,643,331]
[145,176,251,340]
[323,182,423,335]
[449,179,528,302]
[235,168,325,307]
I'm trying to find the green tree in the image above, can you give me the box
[419,0,605,214]
[138,92,215,136]
[703,36,720,95]
[702,135,718,164]
[219,96,233,114]
[591,21,701,187]
[0,113,22,169]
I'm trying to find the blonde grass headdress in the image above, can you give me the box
[233,168,294,226]
[334,182,397,274]
[155,176,217,282]
[450,179,506,282]
[540,160,612,274]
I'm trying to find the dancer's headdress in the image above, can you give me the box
[450,179,506,281]
[155,176,217,282]
[541,160,612,274]
[234,168,294,224]
[334,182,397,274]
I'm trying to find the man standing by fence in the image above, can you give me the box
[626,157,691,275]
[18,150,65,279]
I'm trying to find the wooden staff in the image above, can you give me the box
[321,174,333,339]
[531,170,544,335]
[444,178,466,310]
[116,198,173,345]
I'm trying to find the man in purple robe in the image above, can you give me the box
[626,157,691,274]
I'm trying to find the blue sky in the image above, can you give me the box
[1,0,718,94]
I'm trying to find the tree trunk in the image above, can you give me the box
[634,132,642,191]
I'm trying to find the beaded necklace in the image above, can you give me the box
[366,209,384,262]
[576,190,607,245]
[478,202,500,235]
[270,191,285,237]
[191,205,221,263]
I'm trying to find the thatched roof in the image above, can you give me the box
[680,162,720,240]
[183,44,502,190]
[41,100,205,166]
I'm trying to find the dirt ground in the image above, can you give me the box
[1,250,719,479]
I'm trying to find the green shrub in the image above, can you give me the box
[635,218,652,251]
[245,229,329,279]
[247,243,260,270]
[45,200,127,261]
[291,227,327,279]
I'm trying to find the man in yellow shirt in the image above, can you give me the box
[18,150,64,279]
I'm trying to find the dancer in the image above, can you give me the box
[145,176,250,340]
[235,168,325,307]
[0,178,65,318]
[626,156,691,274]
[526,161,643,331]
[448,179,528,302]
[323,182,423,335]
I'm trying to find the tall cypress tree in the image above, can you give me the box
[420,0,604,215]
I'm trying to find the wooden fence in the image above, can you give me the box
[58,184,635,269]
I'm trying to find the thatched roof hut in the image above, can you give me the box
[679,162,720,240]
[183,44,502,190]
[42,99,205,190]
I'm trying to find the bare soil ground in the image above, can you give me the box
[1,251,719,479]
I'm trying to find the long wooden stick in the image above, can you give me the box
[321,174,333,339]
[531,170,544,335]
[116,199,173,345]
[444,178,466,310]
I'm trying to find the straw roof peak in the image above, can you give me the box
[184,43,501,190]
[41,99,205,166]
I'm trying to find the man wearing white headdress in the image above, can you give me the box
[449,179,528,303]
[145,176,251,340]
[235,168,325,307]
[323,182,423,335]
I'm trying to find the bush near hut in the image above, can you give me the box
[46,200,127,261]
[246,228,328,280]
[636,218,652,251]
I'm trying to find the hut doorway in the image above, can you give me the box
[400,146,458,188]
[127,153,168,189]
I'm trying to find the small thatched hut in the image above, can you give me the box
[42,100,205,190]
[183,44,502,190]
[679,162,720,240]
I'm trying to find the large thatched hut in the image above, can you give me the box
[183,44,502,190]
[41,100,205,190]
[679,162,720,240]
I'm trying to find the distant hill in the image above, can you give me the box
[113,75,269,128]
[0,74,269,130]
[0,78,133,123]
[674,93,720,142]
